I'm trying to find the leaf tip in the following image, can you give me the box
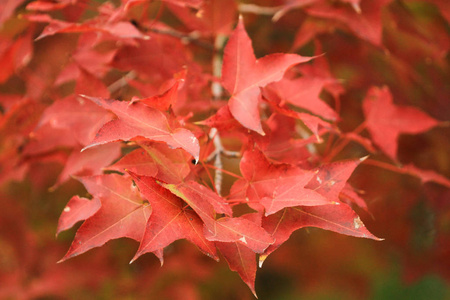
[251,288,258,299]
[360,155,370,162]
[56,257,66,264]
[253,127,265,136]
[130,253,140,264]
[258,254,268,268]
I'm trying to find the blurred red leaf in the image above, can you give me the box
[363,86,439,160]
[33,95,112,147]
[28,13,148,40]
[0,0,27,24]
[54,143,121,187]
[305,0,392,46]
[0,32,33,83]
[264,76,338,121]
[167,0,237,36]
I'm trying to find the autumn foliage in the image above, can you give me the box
[1,0,449,298]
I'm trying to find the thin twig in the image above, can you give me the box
[108,71,137,94]
[148,27,214,50]
[323,121,367,162]
[238,4,282,15]
[208,34,228,195]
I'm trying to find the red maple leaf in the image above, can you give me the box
[221,18,313,134]
[260,204,382,265]
[128,172,218,264]
[238,147,332,215]
[305,157,367,202]
[81,95,200,162]
[59,174,151,262]
[215,213,262,297]
[56,196,101,237]
[133,76,183,111]
[106,141,191,184]
[216,242,257,296]
[162,181,274,253]
[263,95,333,141]
[363,86,439,160]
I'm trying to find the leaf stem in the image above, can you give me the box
[203,163,243,179]
[323,121,366,162]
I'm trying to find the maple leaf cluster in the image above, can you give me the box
[1,0,449,297]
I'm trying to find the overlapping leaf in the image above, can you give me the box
[162,181,274,253]
[305,157,367,202]
[81,96,200,162]
[264,76,338,121]
[128,172,218,264]
[106,141,191,184]
[238,147,332,215]
[264,95,333,141]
